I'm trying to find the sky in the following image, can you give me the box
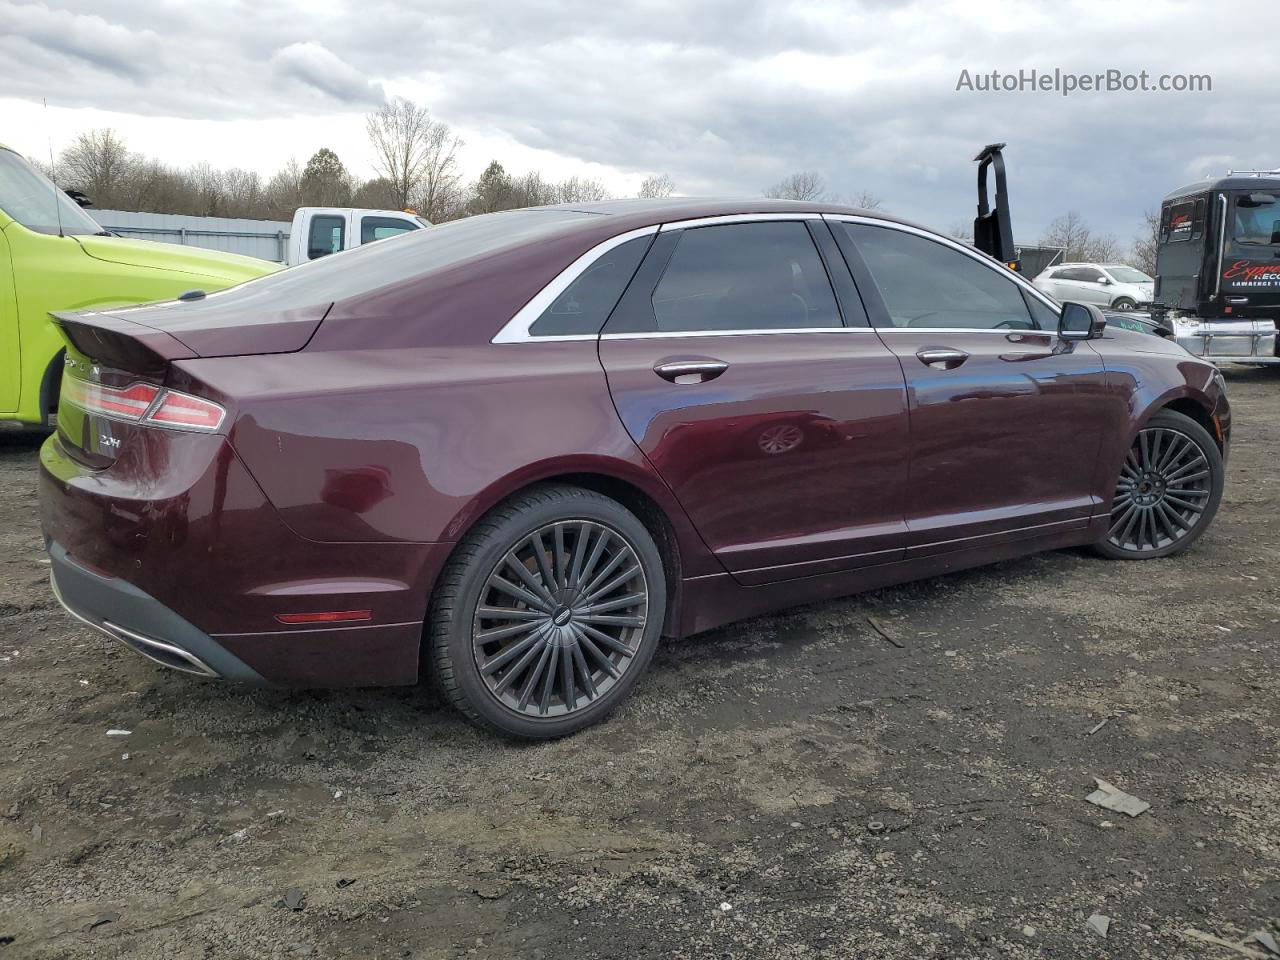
[2,0,1277,247]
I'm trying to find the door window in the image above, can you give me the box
[307,215,345,260]
[839,223,1039,330]
[360,216,419,244]
[647,222,843,333]
[530,235,653,336]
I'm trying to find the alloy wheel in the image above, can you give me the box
[1108,426,1212,553]
[472,520,649,718]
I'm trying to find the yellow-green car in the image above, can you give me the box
[0,145,279,427]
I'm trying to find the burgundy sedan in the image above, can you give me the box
[39,199,1230,738]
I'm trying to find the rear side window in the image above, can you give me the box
[308,215,345,260]
[1166,200,1195,243]
[648,221,842,333]
[841,223,1037,330]
[360,215,418,244]
[530,235,652,336]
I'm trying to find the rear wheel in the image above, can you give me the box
[1111,297,1137,311]
[1092,410,1224,560]
[428,485,666,738]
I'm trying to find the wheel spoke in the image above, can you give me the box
[489,575,552,613]
[581,592,646,615]
[1118,503,1142,546]
[570,641,598,698]
[1165,455,1207,482]
[517,640,556,710]
[1156,501,1187,538]
[576,528,611,592]
[581,565,641,606]
[1165,494,1205,514]
[1165,471,1209,489]
[476,619,544,645]
[552,524,568,590]
[576,629,623,677]
[493,635,548,693]
[529,531,558,596]
[503,553,555,604]
[1109,502,1137,535]
[578,622,637,656]
[537,642,558,714]
[567,522,591,589]
[559,642,576,713]
[579,548,629,601]
[480,628,546,674]
[477,605,544,622]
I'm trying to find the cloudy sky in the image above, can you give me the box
[3,0,1277,245]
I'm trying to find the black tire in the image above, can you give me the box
[427,484,666,739]
[1111,297,1137,311]
[1091,409,1224,560]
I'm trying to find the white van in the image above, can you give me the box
[287,208,431,266]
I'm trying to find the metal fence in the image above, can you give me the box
[91,210,290,263]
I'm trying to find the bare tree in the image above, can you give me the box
[638,174,674,199]
[351,177,399,211]
[555,176,610,203]
[264,158,306,220]
[850,190,882,211]
[1129,209,1161,276]
[414,121,464,221]
[58,129,134,207]
[764,171,827,201]
[366,97,461,212]
[220,168,265,218]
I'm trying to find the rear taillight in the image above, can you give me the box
[143,391,226,431]
[63,379,159,420]
[63,378,226,432]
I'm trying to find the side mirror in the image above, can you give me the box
[1059,301,1107,340]
[1096,275,1112,285]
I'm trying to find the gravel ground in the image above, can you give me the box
[0,368,1277,960]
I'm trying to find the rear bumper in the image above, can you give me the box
[49,539,266,683]
[38,430,451,688]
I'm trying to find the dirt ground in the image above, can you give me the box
[1,369,1277,960]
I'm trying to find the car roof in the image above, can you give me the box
[529,197,920,233]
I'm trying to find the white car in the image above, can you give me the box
[1032,263,1155,311]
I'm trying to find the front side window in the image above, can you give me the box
[840,223,1037,330]
[1231,196,1280,248]
[530,235,652,336]
[649,221,842,333]
[308,215,345,260]
[0,148,104,237]
[360,216,419,244]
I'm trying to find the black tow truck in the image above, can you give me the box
[1151,172,1280,363]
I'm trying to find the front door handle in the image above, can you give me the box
[653,359,729,384]
[915,348,969,370]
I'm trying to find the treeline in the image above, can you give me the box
[45,98,679,223]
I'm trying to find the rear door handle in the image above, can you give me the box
[915,348,969,370]
[653,359,729,383]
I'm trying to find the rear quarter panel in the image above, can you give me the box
[177,341,723,577]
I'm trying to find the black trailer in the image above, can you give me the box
[1153,172,1280,364]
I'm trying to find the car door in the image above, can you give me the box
[598,216,911,584]
[0,227,17,412]
[829,217,1111,555]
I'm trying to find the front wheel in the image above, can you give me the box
[1092,410,1224,560]
[428,485,666,739]
[1111,297,1137,311]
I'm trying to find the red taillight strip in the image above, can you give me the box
[275,610,373,625]
[143,390,226,431]
[61,376,226,432]
[62,378,159,421]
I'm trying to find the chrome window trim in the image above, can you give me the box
[602,327,879,341]
[821,214,1067,326]
[657,212,823,232]
[491,224,660,344]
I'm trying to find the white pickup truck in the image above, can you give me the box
[287,207,431,266]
